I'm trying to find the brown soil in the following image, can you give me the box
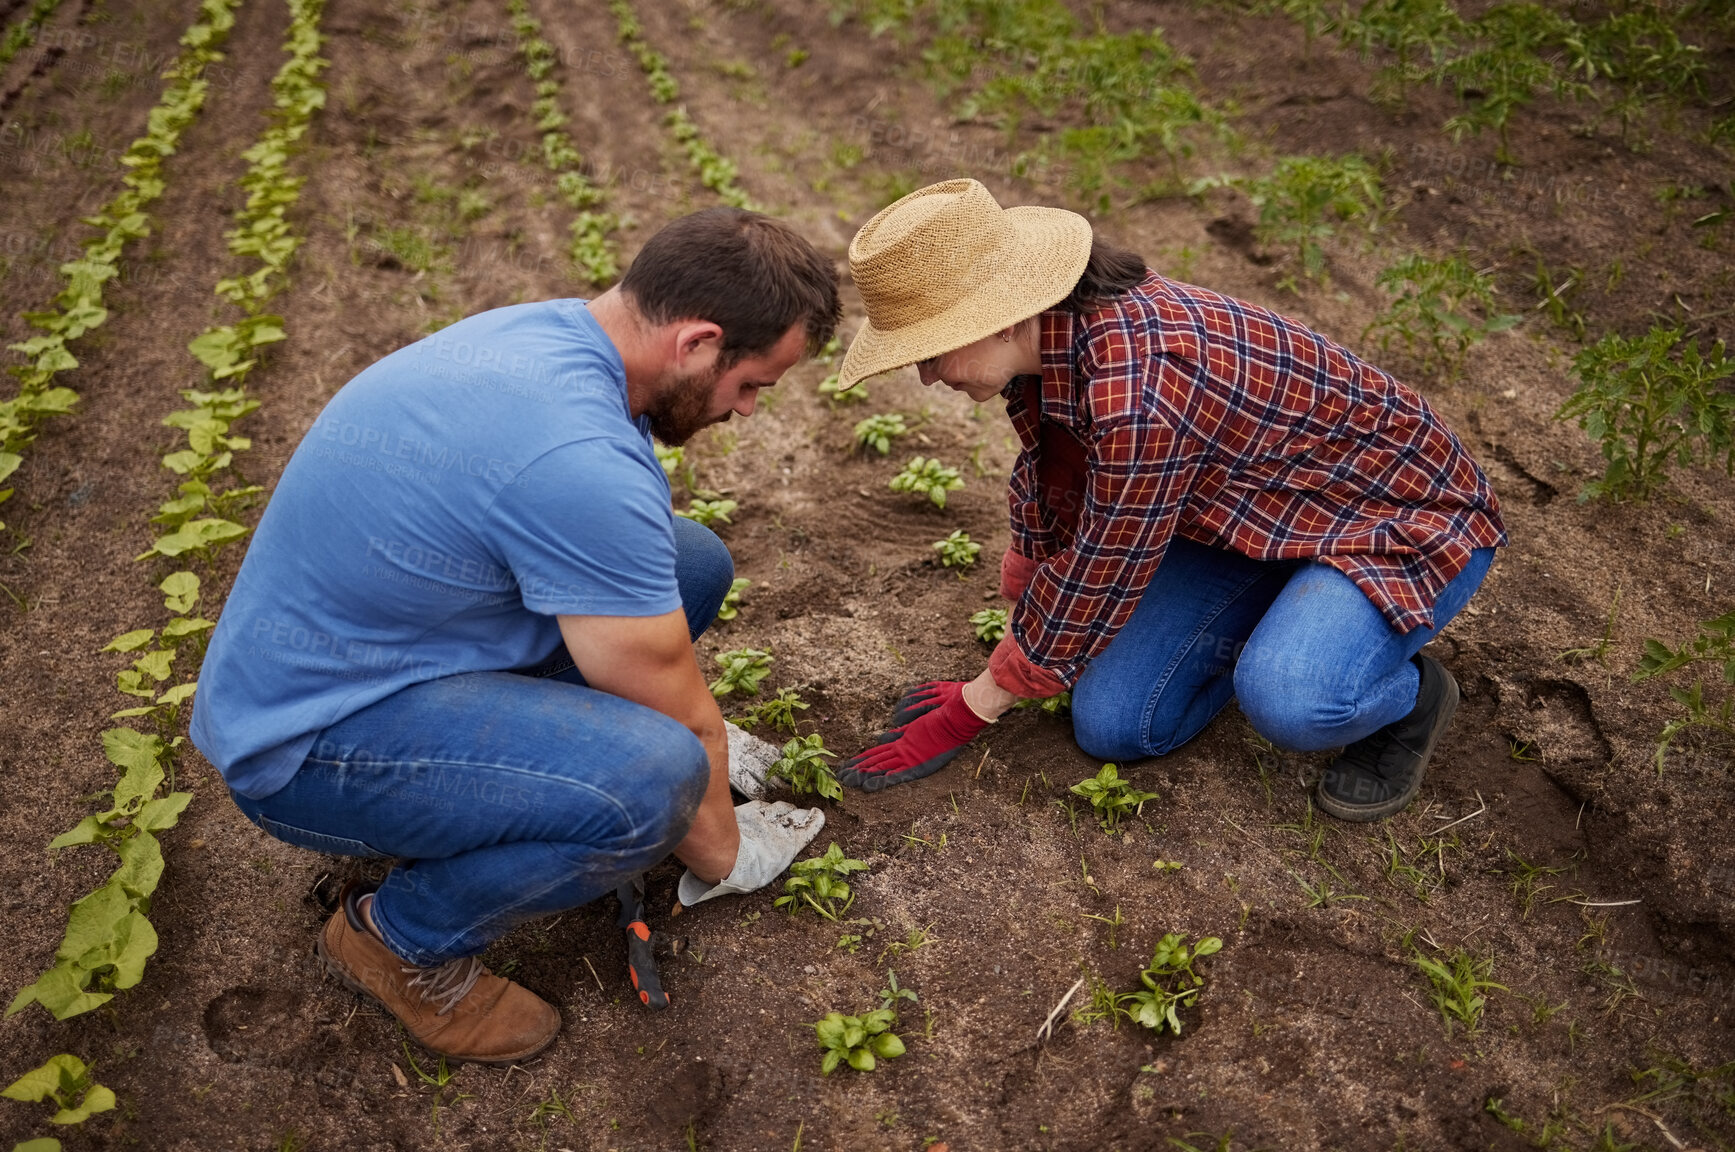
[1,0,1732,1148]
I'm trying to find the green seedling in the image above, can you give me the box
[853,412,908,455]
[819,372,868,406]
[1530,257,1586,341]
[1412,946,1504,1035]
[813,1008,905,1074]
[1120,933,1223,1036]
[1295,874,1366,908]
[1504,851,1568,918]
[889,457,964,508]
[1014,690,1072,716]
[1152,859,1184,872]
[970,607,1008,643]
[1555,327,1734,503]
[768,733,842,801]
[1365,253,1519,376]
[1195,155,1383,290]
[879,969,919,1009]
[710,648,773,697]
[1433,4,1586,165]
[1380,828,1437,900]
[1633,608,1735,771]
[1083,904,1126,949]
[677,497,739,527]
[931,530,980,569]
[776,842,868,920]
[735,687,809,735]
[1,1053,116,1125]
[1069,763,1158,834]
[715,577,750,622]
[1559,585,1620,665]
[1337,0,1465,104]
[878,923,934,964]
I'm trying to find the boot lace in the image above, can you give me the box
[403,957,485,1016]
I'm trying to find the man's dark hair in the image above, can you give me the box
[1059,234,1148,313]
[621,207,842,366]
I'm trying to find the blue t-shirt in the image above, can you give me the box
[191,299,681,799]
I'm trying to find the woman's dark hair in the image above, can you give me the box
[621,207,842,367]
[1059,234,1148,313]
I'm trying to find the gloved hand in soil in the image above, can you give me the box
[676,800,825,907]
[837,681,994,793]
[725,721,780,799]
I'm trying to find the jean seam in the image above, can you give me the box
[1138,566,1276,755]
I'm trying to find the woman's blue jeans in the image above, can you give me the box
[231,518,735,967]
[1070,537,1495,762]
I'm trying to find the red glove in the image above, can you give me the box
[838,682,991,793]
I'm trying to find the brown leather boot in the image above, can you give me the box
[315,881,560,1064]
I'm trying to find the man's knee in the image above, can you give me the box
[627,714,710,843]
[672,517,735,636]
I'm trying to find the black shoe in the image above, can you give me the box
[1316,653,1459,822]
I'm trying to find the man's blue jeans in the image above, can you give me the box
[1070,537,1495,762]
[231,518,735,968]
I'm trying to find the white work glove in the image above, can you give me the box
[726,721,781,799]
[677,800,825,907]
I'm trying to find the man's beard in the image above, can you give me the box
[643,361,725,446]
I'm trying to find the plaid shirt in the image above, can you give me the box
[990,271,1506,696]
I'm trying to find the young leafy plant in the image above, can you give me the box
[1365,253,1519,377]
[775,842,868,920]
[970,607,1008,643]
[1069,763,1159,834]
[768,733,842,801]
[1196,155,1383,289]
[677,497,739,527]
[1432,3,1584,166]
[710,648,773,697]
[853,412,908,455]
[813,1008,905,1074]
[1119,933,1223,1036]
[715,577,750,622]
[1633,608,1735,771]
[819,372,869,406]
[931,529,981,569]
[1,1054,116,1125]
[1553,327,1735,502]
[1412,946,1504,1035]
[889,456,964,508]
[734,687,809,734]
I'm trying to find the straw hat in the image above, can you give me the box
[839,179,1092,390]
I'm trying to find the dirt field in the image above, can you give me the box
[1,0,1732,1148]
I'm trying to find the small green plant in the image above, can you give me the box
[1069,763,1158,834]
[813,1008,905,1074]
[853,412,908,454]
[1433,4,1584,165]
[889,457,964,508]
[715,577,750,622]
[1553,327,1734,502]
[677,497,739,527]
[1633,608,1735,770]
[1,1054,116,1125]
[735,687,809,734]
[768,733,842,801]
[710,648,773,697]
[776,842,868,920]
[1196,155,1383,289]
[1503,851,1568,919]
[1559,585,1621,665]
[1365,253,1519,376]
[819,372,868,406]
[879,969,919,1009]
[970,607,1008,643]
[1412,946,1505,1035]
[931,530,981,569]
[1120,934,1224,1036]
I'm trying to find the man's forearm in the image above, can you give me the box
[673,709,738,883]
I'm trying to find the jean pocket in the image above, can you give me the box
[249,813,388,859]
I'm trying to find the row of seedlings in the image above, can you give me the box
[607,0,756,209]
[1,0,242,530]
[0,0,66,68]
[504,0,619,284]
[2,1,330,1144]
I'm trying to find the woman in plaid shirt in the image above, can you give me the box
[834,179,1504,822]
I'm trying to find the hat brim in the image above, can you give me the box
[838,205,1093,391]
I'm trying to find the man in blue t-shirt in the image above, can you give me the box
[192,209,840,1063]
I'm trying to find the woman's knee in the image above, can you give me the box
[1233,644,1358,752]
[1072,684,1181,761]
